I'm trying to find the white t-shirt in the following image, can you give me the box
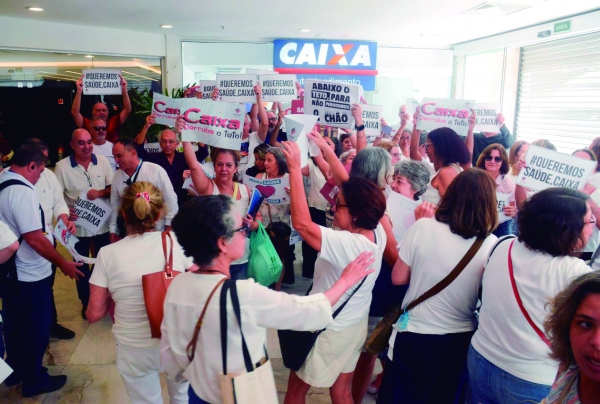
[160,274,333,404]
[238,131,262,180]
[310,224,386,331]
[0,219,17,250]
[307,159,328,211]
[0,171,53,282]
[92,141,117,171]
[89,232,193,349]
[471,239,592,385]
[394,219,497,334]
[583,189,600,253]
[211,181,250,264]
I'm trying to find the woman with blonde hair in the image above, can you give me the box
[87,181,195,404]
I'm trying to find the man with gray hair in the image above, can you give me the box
[135,114,208,206]
[90,116,117,171]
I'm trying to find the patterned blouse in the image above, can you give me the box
[540,366,580,404]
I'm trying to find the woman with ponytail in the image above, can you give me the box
[86,181,195,404]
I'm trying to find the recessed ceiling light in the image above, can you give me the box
[27,7,44,11]
[160,25,173,29]
[299,29,311,33]
[84,55,94,58]
[66,54,73,56]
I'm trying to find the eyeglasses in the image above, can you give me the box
[232,225,250,236]
[268,117,278,122]
[585,217,597,226]
[160,140,178,145]
[93,126,107,131]
[335,197,348,208]
[424,142,433,151]
[485,156,503,163]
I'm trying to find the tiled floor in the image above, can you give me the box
[0,244,379,403]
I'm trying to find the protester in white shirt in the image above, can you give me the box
[90,116,117,171]
[469,188,593,404]
[377,169,498,404]
[160,194,375,404]
[87,181,193,404]
[571,149,600,259]
[109,138,178,243]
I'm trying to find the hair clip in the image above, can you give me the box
[136,192,150,202]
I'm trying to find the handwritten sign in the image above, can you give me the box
[496,192,512,223]
[291,99,304,114]
[244,176,290,205]
[216,74,258,102]
[387,191,421,243]
[82,69,121,95]
[73,192,112,235]
[319,177,340,206]
[359,104,383,137]
[284,114,319,168]
[416,97,475,137]
[199,80,217,100]
[259,74,297,102]
[474,103,501,133]
[52,219,96,264]
[304,79,360,128]
[517,145,596,191]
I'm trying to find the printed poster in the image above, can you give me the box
[216,74,258,103]
[319,177,340,206]
[73,192,112,235]
[304,79,360,128]
[284,114,319,168]
[359,104,383,137]
[259,74,297,102]
[52,219,97,265]
[82,69,121,95]
[199,80,217,100]
[474,103,501,133]
[244,176,290,205]
[291,99,304,114]
[416,97,475,137]
[386,191,421,243]
[496,192,512,223]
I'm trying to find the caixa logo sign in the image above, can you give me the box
[273,39,377,76]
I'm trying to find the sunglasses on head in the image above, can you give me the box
[485,155,503,163]
[93,126,107,131]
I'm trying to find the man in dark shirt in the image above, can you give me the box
[470,113,516,165]
[135,114,208,206]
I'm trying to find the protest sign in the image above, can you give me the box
[182,177,199,197]
[517,145,596,191]
[496,192,512,223]
[259,74,297,102]
[405,98,420,117]
[359,104,383,137]
[144,142,162,153]
[304,79,360,128]
[82,69,121,95]
[198,80,217,100]
[244,176,290,205]
[291,99,304,114]
[320,177,340,206]
[416,98,475,137]
[284,114,319,168]
[73,192,112,235]
[387,191,421,243]
[0,358,13,385]
[52,219,96,265]
[474,103,501,133]
[216,74,258,103]
[152,92,182,127]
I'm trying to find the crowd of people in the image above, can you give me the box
[0,77,598,404]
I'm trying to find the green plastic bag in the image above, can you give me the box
[248,222,283,287]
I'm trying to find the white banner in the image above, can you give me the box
[199,80,217,100]
[152,92,182,127]
[474,103,501,133]
[216,74,258,102]
[244,176,290,205]
[73,192,112,235]
[82,69,121,95]
[516,145,596,191]
[259,74,297,102]
[416,97,475,137]
[52,219,96,264]
[387,191,421,243]
[284,114,319,168]
[304,79,360,128]
[359,104,383,137]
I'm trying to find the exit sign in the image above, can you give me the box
[554,20,571,34]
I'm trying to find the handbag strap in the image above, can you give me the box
[186,277,227,361]
[162,231,174,278]
[233,182,240,200]
[230,280,268,367]
[508,240,551,347]
[403,236,485,313]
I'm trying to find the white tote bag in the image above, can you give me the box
[219,280,278,404]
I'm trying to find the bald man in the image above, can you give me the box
[71,75,132,142]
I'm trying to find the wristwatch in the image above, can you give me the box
[355,124,365,131]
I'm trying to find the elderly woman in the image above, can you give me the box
[391,160,430,201]
[468,188,593,404]
[541,272,600,403]
[376,169,499,403]
[160,194,375,404]
[339,149,356,167]
[376,139,404,165]
[87,182,194,404]
[280,140,387,404]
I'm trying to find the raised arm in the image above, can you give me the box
[312,153,331,179]
[269,112,284,148]
[71,75,84,128]
[410,108,423,161]
[119,76,132,124]
[462,111,476,170]
[307,130,349,186]
[392,111,409,145]
[352,103,367,153]
[254,83,269,142]
[135,114,156,145]
[183,141,211,195]
[250,103,259,133]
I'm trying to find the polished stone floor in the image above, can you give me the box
[0,244,379,403]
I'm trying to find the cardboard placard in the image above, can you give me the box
[73,192,112,235]
[259,74,297,102]
[359,104,383,137]
[82,69,121,95]
[284,114,319,168]
[291,99,304,114]
[474,103,501,133]
[387,191,421,243]
[52,219,97,264]
[199,80,217,100]
[496,192,511,223]
[304,79,360,128]
[244,176,290,205]
[416,97,475,137]
[516,145,596,191]
[216,74,258,102]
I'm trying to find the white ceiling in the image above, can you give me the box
[0,0,599,48]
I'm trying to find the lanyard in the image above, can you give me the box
[125,159,143,186]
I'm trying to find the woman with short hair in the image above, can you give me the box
[376,140,403,165]
[339,133,353,151]
[390,160,430,201]
[339,149,356,166]
[468,188,593,404]
[377,168,500,403]
[86,182,194,404]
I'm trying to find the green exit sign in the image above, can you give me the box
[554,20,571,34]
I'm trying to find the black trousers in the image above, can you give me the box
[73,232,110,309]
[1,275,53,394]
[301,207,326,278]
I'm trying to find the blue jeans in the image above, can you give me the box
[467,345,551,404]
[492,221,512,238]
[188,385,210,404]
[230,262,248,281]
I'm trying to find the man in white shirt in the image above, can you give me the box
[109,137,178,243]
[0,143,83,397]
[90,116,117,171]
[54,129,113,318]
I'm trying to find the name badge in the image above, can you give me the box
[396,312,409,330]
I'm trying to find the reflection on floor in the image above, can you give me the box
[0,244,379,404]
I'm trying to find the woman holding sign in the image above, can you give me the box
[183,143,259,280]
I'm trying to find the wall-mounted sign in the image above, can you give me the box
[273,39,377,91]
[554,20,571,34]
